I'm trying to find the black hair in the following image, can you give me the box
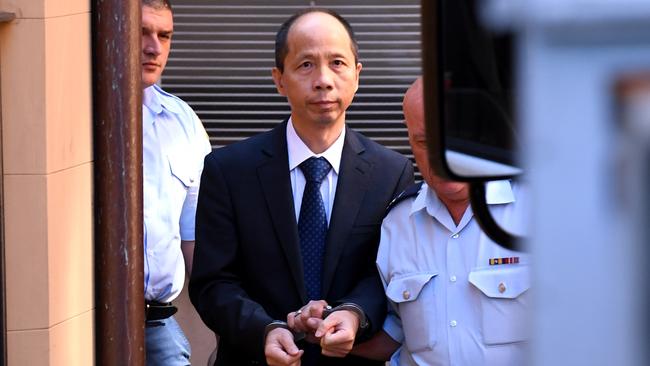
[274,8,359,72]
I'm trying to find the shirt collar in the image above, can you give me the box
[143,85,183,117]
[286,117,345,174]
[411,182,444,217]
[411,179,515,216]
[143,86,162,116]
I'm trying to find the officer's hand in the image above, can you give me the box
[264,328,303,366]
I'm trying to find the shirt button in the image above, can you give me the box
[452,233,459,239]
[450,275,457,283]
[402,290,411,300]
[498,282,507,293]
[189,177,195,183]
[450,320,457,327]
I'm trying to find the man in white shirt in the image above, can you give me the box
[354,77,530,365]
[141,0,211,364]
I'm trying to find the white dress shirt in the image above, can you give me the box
[286,118,345,224]
[377,180,530,366]
[143,85,211,303]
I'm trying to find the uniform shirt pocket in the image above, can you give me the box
[386,272,438,353]
[168,151,199,189]
[469,265,531,345]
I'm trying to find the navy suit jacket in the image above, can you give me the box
[190,121,414,366]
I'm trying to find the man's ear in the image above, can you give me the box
[271,67,286,96]
[353,62,362,94]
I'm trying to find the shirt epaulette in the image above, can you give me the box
[384,181,423,218]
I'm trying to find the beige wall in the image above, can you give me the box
[176,279,218,366]
[0,0,93,364]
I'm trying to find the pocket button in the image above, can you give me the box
[403,290,411,300]
[498,282,507,294]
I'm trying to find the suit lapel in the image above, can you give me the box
[257,122,307,301]
[321,129,372,297]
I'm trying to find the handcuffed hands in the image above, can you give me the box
[285,301,361,358]
[264,327,304,366]
[287,300,329,344]
[315,309,360,358]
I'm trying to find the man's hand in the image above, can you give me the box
[264,327,303,366]
[287,300,329,344]
[314,310,360,358]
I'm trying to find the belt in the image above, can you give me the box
[145,300,177,322]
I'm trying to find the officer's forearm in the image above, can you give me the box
[350,329,400,361]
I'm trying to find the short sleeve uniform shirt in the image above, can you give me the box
[143,84,211,303]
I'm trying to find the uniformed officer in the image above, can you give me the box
[141,0,211,364]
[352,76,530,365]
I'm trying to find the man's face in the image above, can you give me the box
[272,12,362,129]
[404,94,469,202]
[141,6,173,88]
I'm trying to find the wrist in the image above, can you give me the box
[264,321,289,344]
[265,320,288,334]
[323,303,369,331]
[264,320,305,344]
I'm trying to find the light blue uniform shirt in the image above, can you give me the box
[143,85,211,303]
[377,180,530,366]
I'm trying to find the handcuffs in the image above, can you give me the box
[264,303,369,342]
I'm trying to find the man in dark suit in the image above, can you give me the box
[189,8,414,366]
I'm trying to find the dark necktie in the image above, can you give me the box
[298,157,332,300]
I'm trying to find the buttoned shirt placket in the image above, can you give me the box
[425,197,475,366]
